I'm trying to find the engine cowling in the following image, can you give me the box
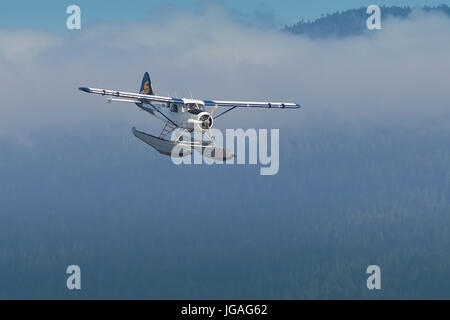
[186,112,214,130]
[198,112,213,130]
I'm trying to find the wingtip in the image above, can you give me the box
[78,87,91,93]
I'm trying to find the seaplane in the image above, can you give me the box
[79,72,301,160]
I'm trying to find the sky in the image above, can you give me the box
[0,1,450,299]
[1,0,450,32]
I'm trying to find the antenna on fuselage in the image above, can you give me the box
[189,91,200,110]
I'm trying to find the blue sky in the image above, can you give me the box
[1,0,449,32]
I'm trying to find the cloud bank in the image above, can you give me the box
[0,7,449,139]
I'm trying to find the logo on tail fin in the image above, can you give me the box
[143,81,150,94]
[140,72,155,95]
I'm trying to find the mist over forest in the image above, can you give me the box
[284,4,450,38]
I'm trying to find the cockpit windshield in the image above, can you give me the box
[186,102,204,114]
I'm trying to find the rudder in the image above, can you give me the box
[139,72,155,95]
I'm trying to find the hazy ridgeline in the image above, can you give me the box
[0,5,449,298]
[284,4,450,38]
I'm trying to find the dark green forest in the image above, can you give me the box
[284,4,450,38]
[0,115,449,299]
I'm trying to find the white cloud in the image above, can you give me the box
[0,7,449,140]
[0,30,60,63]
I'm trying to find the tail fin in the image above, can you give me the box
[139,72,155,95]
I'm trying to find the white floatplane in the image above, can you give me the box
[79,72,301,160]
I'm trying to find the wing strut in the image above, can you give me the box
[213,106,237,120]
[151,103,178,127]
[138,103,178,127]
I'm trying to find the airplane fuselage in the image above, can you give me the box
[138,98,213,131]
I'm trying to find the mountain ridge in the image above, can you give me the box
[284,4,450,38]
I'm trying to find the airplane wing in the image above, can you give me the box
[79,87,184,104]
[201,99,301,109]
[79,87,301,109]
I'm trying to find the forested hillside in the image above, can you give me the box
[284,5,450,38]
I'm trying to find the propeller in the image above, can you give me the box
[199,113,213,129]
[187,113,213,130]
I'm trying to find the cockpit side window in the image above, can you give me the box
[170,104,178,113]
